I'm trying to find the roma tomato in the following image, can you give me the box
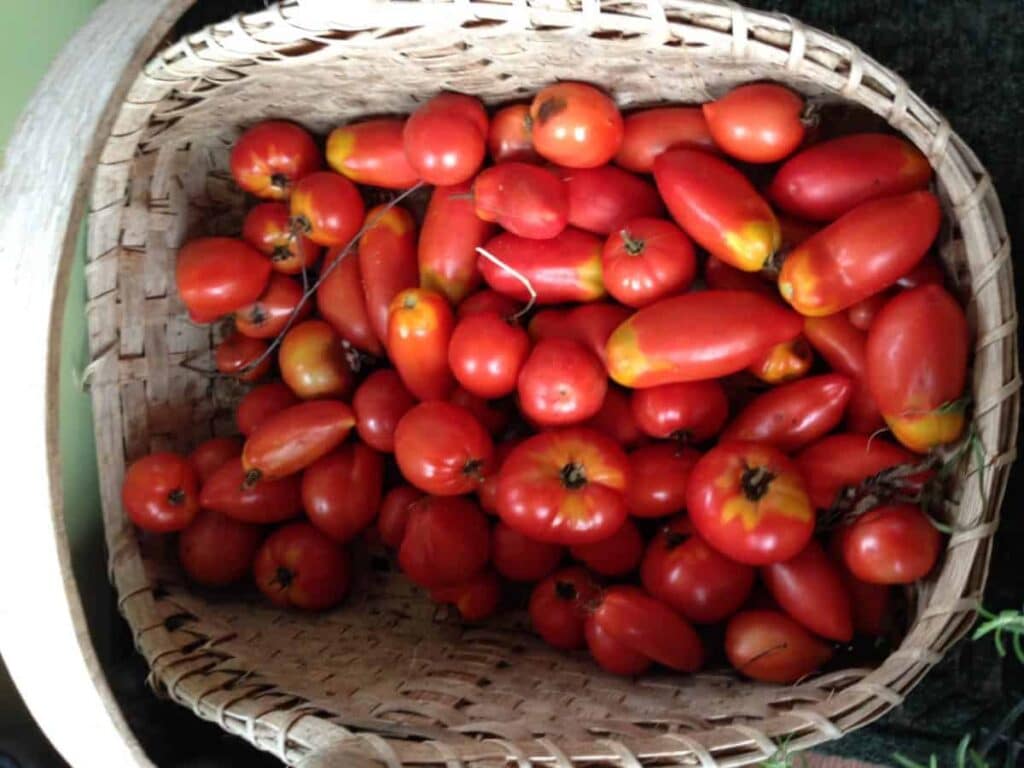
[827,533,892,637]
[448,312,530,399]
[585,616,651,675]
[317,248,382,355]
[230,120,320,200]
[529,302,631,364]
[457,289,522,320]
[188,436,242,484]
[497,428,629,545]
[847,292,891,331]
[529,82,623,168]
[517,338,607,426]
[687,442,814,565]
[394,401,493,496]
[253,522,350,611]
[491,521,564,582]
[398,495,490,588]
[302,443,384,543]
[279,320,354,399]
[654,149,779,272]
[403,93,487,185]
[178,509,264,587]
[582,385,645,448]
[614,107,715,173]
[704,256,776,298]
[748,337,813,384]
[841,503,942,584]
[778,213,819,251]
[898,256,945,289]
[865,285,968,452]
[353,369,415,452]
[289,171,365,247]
[601,218,696,308]
[358,204,419,347]
[242,202,320,275]
[242,400,355,482]
[236,381,299,436]
[449,386,512,437]
[796,433,918,511]
[419,181,493,304]
[631,380,729,442]
[529,566,599,650]
[430,570,501,621]
[606,291,802,387]
[473,162,568,240]
[378,485,423,548]
[478,439,520,514]
[770,133,932,221]
[387,288,455,401]
[626,443,699,518]
[326,118,419,189]
[778,191,941,316]
[122,452,199,533]
[570,518,643,576]
[641,521,755,623]
[235,274,310,339]
[725,610,832,683]
[478,228,605,304]
[199,458,303,523]
[176,237,271,318]
[703,84,805,163]
[558,165,663,235]
[215,331,271,382]
[720,374,854,452]
[762,540,853,642]
[488,104,538,163]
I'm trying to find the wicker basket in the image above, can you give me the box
[83,2,1018,766]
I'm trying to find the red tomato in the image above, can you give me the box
[448,386,512,437]
[419,181,493,304]
[215,331,271,382]
[236,381,299,436]
[865,285,968,452]
[558,165,664,235]
[703,84,805,163]
[176,237,272,318]
[641,520,754,623]
[253,522,350,611]
[178,509,264,587]
[770,133,933,221]
[430,570,501,621]
[517,338,607,426]
[614,107,716,173]
[316,248,383,355]
[778,213,820,250]
[478,228,605,304]
[570,518,643,576]
[289,171,365,247]
[457,289,522,320]
[198,458,303,523]
[488,104,538,163]
[473,162,568,240]
[703,256,776,298]
[529,566,599,650]
[230,120,321,200]
[278,320,354,399]
[687,442,814,565]
[394,402,493,496]
[626,443,699,518]
[242,400,355,482]
[242,202,320,275]
[631,380,729,442]
[654,149,780,272]
[352,369,415,452]
[302,443,384,543]
[122,452,199,533]
[326,118,419,189]
[847,292,890,331]
[778,191,941,316]
[235,274,310,339]
[188,436,242,484]
[720,374,854,452]
[529,82,623,168]
[748,337,813,384]
[827,533,892,637]
[496,428,629,545]
[448,312,530,399]
[605,291,802,387]
[478,439,521,514]
[387,288,455,401]
[584,615,652,675]
[897,256,945,289]
[491,522,564,582]
[841,503,942,584]
[359,204,419,348]
[398,495,490,588]
[601,218,696,308]
[378,485,423,548]
[725,610,832,683]
[582,385,645,448]
[403,93,487,185]
[762,540,853,642]
[529,302,631,364]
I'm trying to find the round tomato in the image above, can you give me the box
[403,93,487,185]
[235,274,310,339]
[529,566,599,650]
[473,162,568,240]
[614,106,715,173]
[601,218,696,308]
[236,381,299,436]
[687,442,814,566]
[242,400,355,482]
[420,181,494,305]
[352,369,415,453]
[430,570,501,622]
[448,386,512,437]
[491,521,564,582]
[178,509,264,587]
[517,338,607,426]
[630,380,729,442]
[378,485,423,549]
[529,82,623,168]
[253,522,350,611]
[176,237,272,318]
[582,385,645,448]
[199,458,303,523]
[326,118,419,189]
[488,104,538,163]
[457,289,522,320]
[841,503,942,584]
[215,331,271,382]
[762,540,853,642]
[748,337,813,384]
[230,120,321,200]
[122,452,199,533]
[394,402,493,496]
[703,84,805,163]
[316,248,382,355]
[289,171,365,247]
[570,518,643,577]
[278,320,354,399]
[398,495,490,588]
[559,165,664,236]
[188,436,242,484]
[388,288,456,401]
[242,202,320,275]
[449,312,530,399]
[358,204,419,348]
[725,610,832,683]
[302,443,384,543]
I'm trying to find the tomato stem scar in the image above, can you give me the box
[272,566,294,590]
[560,462,587,490]
[619,229,646,256]
[270,172,290,191]
[242,469,262,489]
[167,488,186,506]
[741,465,776,501]
[554,581,578,600]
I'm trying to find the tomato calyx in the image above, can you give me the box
[619,229,646,256]
[560,462,588,490]
[463,458,486,481]
[246,304,268,325]
[536,96,567,125]
[271,244,293,262]
[272,565,294,590]
[243,469,262,488]
[270,172,290,193]
[554,580,579,601]
[290,215,312,237]
[670,429,694,446]
[167,488,187,506]
[741,465,776,501]
[663,529,687,550]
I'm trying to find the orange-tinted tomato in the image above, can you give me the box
[626,442,699,519]
[449,311,530,399]
[253,522,350,611]
[487,104,538,163]
[430,570,502,621]
[235,381,299,437]
[398,495,490,588]
[316,248,383,355]
[570,517,643,577]
[122,452,200,533]
[302,442,384,543]
[517,338,607,427]
[178,509,264,587]
[188,436,242,484]
[353,369,415,453]
[289,171,365,247]
[601,218,696,308]
[176,237,272,318]
[747,337,813,384]
[703,84,805,163]
[491,522,564,582]
[529,82,623,168]
[235,273,310,339]
[614,107,716,173]
[199,458,303,524]
[478,228,605,304]
[215,331,271,382]
[631,380,729,442]
[278,320,354,400]
[387,288,455,401]
[230,120,321,200]
[378,485,423,549]
[473,162,569,240]
[419,181,494,304]
[529,566,600,650]
[242,202,321,275]
[359,204,418,348]
[725,610,832,683]
[403,93,487,185]
[762,540,853,642]
[558,165,664,235]
[242,400,355,481]
[394,401,493,496]
[841,503,943,584]
[326,118,419,189]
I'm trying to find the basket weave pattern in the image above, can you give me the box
[86,2,1018,765]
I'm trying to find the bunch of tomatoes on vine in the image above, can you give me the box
[121,80,969,682]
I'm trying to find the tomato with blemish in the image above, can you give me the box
[614,107,715,173]
[235,273,310,339]
[488,104,538,163]
[230,120,321,200]
[529,82,623,168]
[352,369,415,453]
[253,522,350,611]
[387,288,455,401]
[601,218,696,308]
[326,118,419,189]
[122,452,200,533]
[394,402,493,496]
[302,442,384,543]
[747,337,813,384]
[289,171,365,247]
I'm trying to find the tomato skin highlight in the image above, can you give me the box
[488,104,538,163]
[242,400,355,481]
[491,522,564,582]
[398,495,490,589]
[601,217,696,308]
[614,107,715,173]
[841,503,943,584]
[762,540,853,642]
[353,369,415,453]
[359,204,419,348]
[122,452,200,533]
[557,165,664,236]
[253,522,350,611]
[473,162,568,240]
[529,566,600,650]
[448,311,530,399]
[326,118,419,189]
[725,610,832,683]
[394,401,493,496]
[631,380,729,442]
[199,458,303,524]
[387,288,456,402]
[176,237,272,318]
[316,248,383,355]
[302,443,384,543]
[189,437,243,485]
[529,82,623,168]
[236,381,299,437]
[242,202,320,275]
[230,120,321,200]
[703,84,805,163]
[289,171,365,247]
[625,443,699,519]
[570,517,643,576]
[419,181,494,305]
[179,509,265,587]
[517,338,608,427]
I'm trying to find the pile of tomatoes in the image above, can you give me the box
[122,81,968,682]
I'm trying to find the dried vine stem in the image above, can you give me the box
[475,245,537,321]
